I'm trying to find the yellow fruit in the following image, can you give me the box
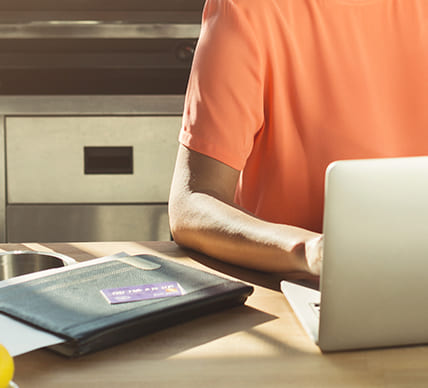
[0,344,14,388]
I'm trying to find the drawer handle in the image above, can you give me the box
[84,146,133,174]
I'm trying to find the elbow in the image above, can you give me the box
[168,188,212,253]
[168,198,192,248]
[169,215,198,251]
[168,216,185,247]
[169,226,188,249]
[168,194,206,252]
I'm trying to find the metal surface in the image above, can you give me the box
[6,115,181,203]
[7,204,170,243]
[0,21,200,39]
[0,95,185,115]
[0,8,201,95]
[0,116,5,242]
[319,157,428,351]
[0,0,206,12]
[0,95,182,243]
[0,250,76,280]
[0,2,195,240]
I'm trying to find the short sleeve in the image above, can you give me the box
[179,0,265,171]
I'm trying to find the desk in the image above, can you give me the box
[2,241,428,388]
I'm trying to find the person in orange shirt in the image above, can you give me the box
[168,0,428,275]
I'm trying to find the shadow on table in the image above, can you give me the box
[178,246,320,292]
[14,302,282,371]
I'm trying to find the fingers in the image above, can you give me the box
[305,234,323,276]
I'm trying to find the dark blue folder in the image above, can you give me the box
[0,254,253,357]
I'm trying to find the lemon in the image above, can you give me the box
[0,344,14,388]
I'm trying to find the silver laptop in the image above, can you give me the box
[281,156,428,351]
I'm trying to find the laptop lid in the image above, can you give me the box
[318,156,428,351]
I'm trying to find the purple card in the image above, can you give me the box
[101,281,184,304]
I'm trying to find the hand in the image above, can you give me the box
[305,234,323,275]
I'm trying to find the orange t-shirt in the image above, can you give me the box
[179,0,428,232]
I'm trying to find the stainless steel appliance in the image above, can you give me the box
[0,1,204,243]
[0,0,203,94]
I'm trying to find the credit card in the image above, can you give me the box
[101,281,184,304]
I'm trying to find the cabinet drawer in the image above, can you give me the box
[6,116,181,203]
[7,204,170,242]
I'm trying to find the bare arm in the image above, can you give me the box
[168,145,322,275]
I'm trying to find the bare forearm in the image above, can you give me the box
[168,145,322,274]
[169,191,320,273]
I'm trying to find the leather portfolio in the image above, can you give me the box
[0,254,253,357]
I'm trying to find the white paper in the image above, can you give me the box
[0,313,65,357]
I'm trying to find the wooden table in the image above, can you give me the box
[2,241,428,388]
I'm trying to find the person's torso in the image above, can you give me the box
[237,0,428,231]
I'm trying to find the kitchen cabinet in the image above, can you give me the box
[0,95,184,243]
